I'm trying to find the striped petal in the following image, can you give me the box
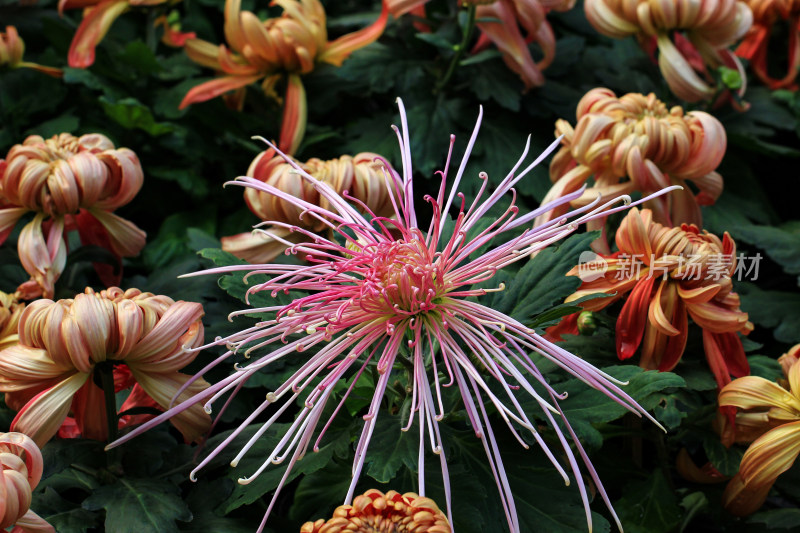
[130,370,211,442]
[739,421,800,488]
[719,376,800,415]
[11,372,89,448]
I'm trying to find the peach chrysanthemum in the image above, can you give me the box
[585,0,752,103]
[0,287,211,447]
[0,432,54,532]
[0,133,146,298]
[221,150,396,263]
[300,489,451,533]
[537,88,726,251]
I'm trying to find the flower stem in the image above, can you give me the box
[98,363,118,443]
[435,4,477,94]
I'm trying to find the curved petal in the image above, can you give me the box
[221,227,309,264]
[125,301,204,363]
[71,379,108,441]
[11,509,55,533]
[739,421,800,488]
[0,207,28,245]
[657,299,688,372]
[722,473,772,517]
[476,1,544,89]
[67,0,130,68]
[321,2,389,66]
[184,39,224,70]
[719,376,800,414]
[385,0,429,17]
[129,370,211,442]
[657,34,714,102]
[179,75,263,109]
[279,73,307,155]
[17,215,67,299]
[616,275,656,360]
[0,345,72,393]
[11,372,89,448]
[85,209,146,258]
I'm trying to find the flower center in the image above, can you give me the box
[358,238,445,317]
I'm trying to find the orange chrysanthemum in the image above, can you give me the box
[0,26,62,77]
[718,344,800,515]
[551,207,752,391]
[0,432,54,532]
[585,0,752,103]
[737,0,800,89]
[300,489,452,533]
[180,0,388,155]
[0,133,146,299]
[537,88,726,252]
[221,150,396,263]
[0,287,211,447]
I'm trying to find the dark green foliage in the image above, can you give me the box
[3,0,800,532]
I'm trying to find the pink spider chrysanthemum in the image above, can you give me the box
[109,99,678,533]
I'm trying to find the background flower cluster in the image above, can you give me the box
[1,0,800,532]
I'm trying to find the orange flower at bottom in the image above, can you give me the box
[301,489,452,533]
[718,344,800,515]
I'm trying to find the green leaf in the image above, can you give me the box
[62,67,123,98]
[487,232,597,323]
[703,435,743,477]
[25,113,80,138]
[557,366,685,448]
[144,213,217,270]
[182,480,253,533]
[704,193,800,279]
[99,96,175,136]
[337,42,425,94]
[679,491,708,533]
[82,478,192,533]
[38,439,106,493]
[749,508,800,530]
[211,421,352,512]
[748,355,783,382]
[415,32,456,50]
[466,59,522,111]
[116,41,163,76]
[34,487,100,533]
[738,283,800,344]
[615,469,682,533]
[197,248,295,313]
[363,414,419,483]
[288,460,354,522]
[404,96,470,177]
[437,423,611,533]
